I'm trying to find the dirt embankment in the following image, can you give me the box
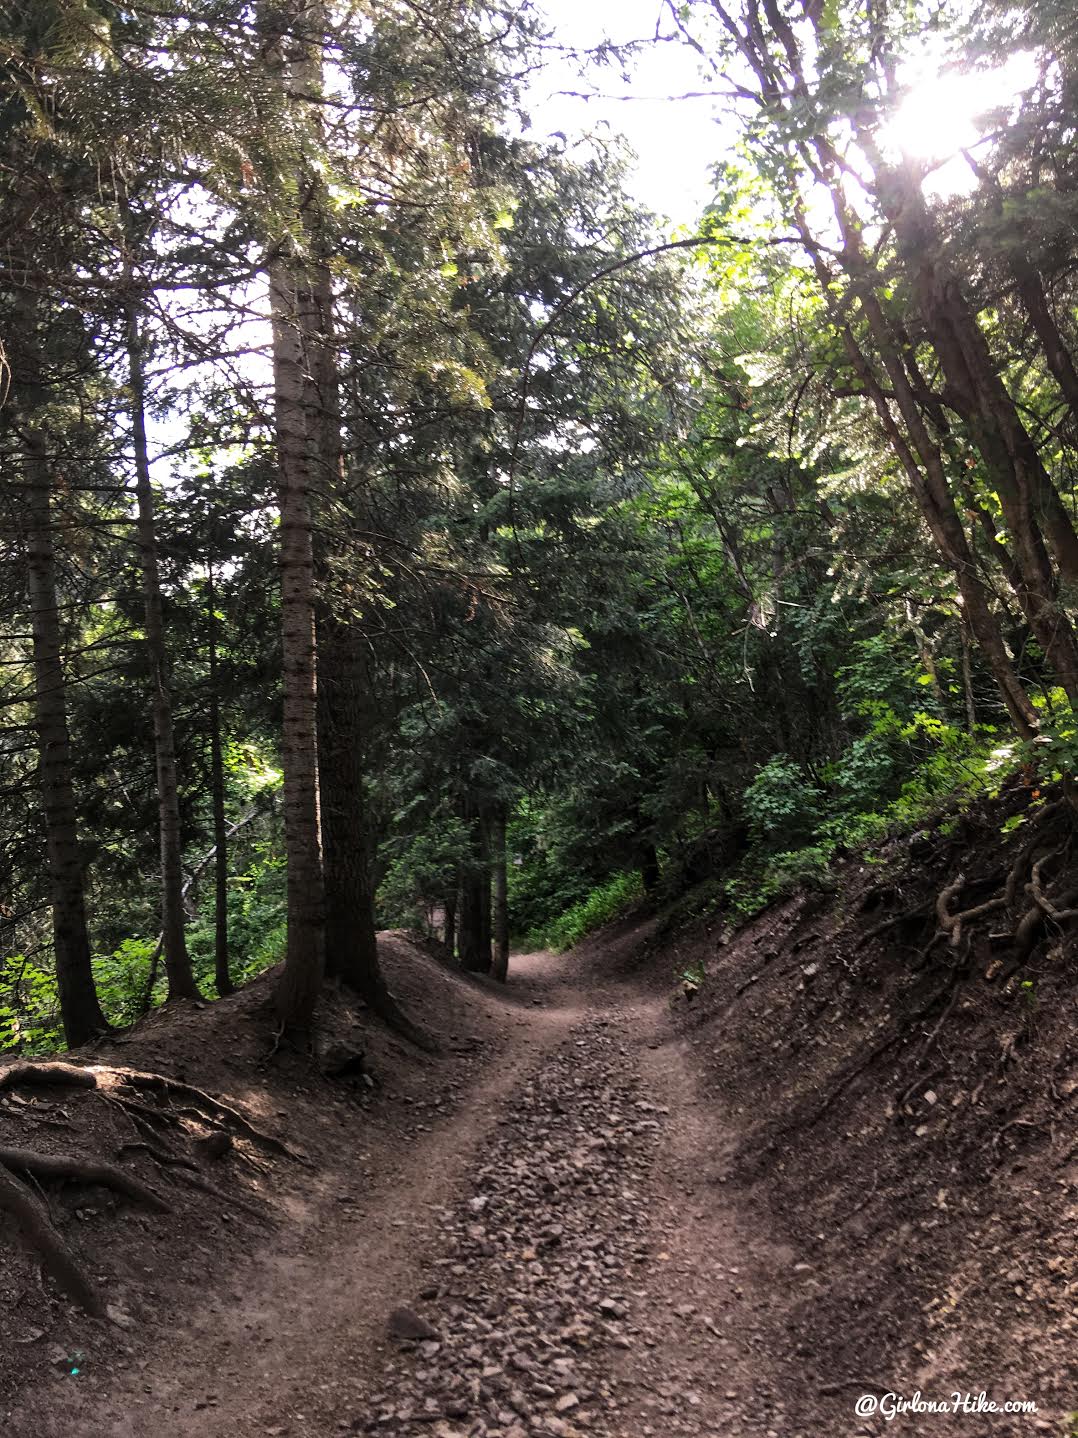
[630,775,1078,1431]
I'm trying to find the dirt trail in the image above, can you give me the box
[12,940,831,1438]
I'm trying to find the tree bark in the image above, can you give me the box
[491,807,509,983]
[23,431,110,1047]
[458,808,492,974]
[14,283,109,1048]
[317,616,385,1006]
[262,0,331,1037]
[269,256,326,1037]
[206,562,232,997]
[123,260,200,1002]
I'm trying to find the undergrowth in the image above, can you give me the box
[524,870,643,952]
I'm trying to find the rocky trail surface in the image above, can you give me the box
[7,941,821,1438]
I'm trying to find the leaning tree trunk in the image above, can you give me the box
[206,563,232,997]
[857,138,1078,591]
[24,431,110,1048]
[124,285,200,1002]
[491,807,509,983]
[790,195,1039,738]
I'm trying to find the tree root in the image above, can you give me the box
[118,1142,271,1221]
[117,1140,198,1172]
[0,1164,102,1316]
[110,1070,312,1167]
[861,900,933,946]
[168,1167,271,1221]
[937,872,1007,949]
[0,1062,97,1093]
[990,1117,1041,1156]
[0,1146,171,1213]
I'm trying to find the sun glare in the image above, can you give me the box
[879,50,1041,197]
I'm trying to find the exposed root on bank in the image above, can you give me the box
[0,1163,103,1316]
[0,1054,295,1316]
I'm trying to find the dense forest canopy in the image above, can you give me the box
[3,0,1078,1049]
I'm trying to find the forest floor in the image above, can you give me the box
[2,837,1076,1437]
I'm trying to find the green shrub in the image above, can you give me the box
[0,955,63,1053]
[530,870,643,952]
[743,754,823,847]
[723,843,836,920]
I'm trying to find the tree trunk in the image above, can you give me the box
[13,280,109,1048]
[491,807,509,983]
[206,563,232,997]
[639,842,661,894]
[317,616,385,1006]
[262,0,332,1037]
[960,621,977,734]
[1011,265,1078,423]
[124,276,200,1002]
[24,430,110,1048]
[269,255,326,1037]
[458,809,492,974]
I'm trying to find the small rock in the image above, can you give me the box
[387,1307,441,1341]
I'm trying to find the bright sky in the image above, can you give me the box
[523,0,721,229]
[523,1,1042,218]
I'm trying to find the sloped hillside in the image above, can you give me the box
[641,773,1078,1428]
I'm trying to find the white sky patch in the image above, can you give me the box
[524,0,721,228]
